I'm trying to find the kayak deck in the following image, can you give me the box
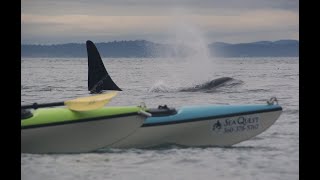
[144,104,282,126]
[21,106,143,129]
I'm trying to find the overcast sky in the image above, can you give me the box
[21,0,299,44]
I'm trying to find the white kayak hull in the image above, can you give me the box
[22,115,145,153]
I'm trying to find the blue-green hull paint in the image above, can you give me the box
[143,104,282,127]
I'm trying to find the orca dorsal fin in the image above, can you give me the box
[86,40,122,93]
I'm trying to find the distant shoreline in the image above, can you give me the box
[21,39,299,58]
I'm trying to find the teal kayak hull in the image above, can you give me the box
[110,104,282,148]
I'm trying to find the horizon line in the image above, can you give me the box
[21,39,299,46]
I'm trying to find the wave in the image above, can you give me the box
[148,80,172,93]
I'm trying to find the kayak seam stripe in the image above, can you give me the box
[21,112,139,129]
[141,107,282,127]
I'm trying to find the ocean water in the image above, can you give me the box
[21,57,299,180]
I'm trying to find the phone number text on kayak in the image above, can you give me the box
[212,115,260,133]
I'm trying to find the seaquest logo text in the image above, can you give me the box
[212,116,260,133]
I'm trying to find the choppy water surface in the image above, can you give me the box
[21,57,299,180]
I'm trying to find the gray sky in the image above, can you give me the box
[21,0,299,44]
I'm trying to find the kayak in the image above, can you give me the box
[111,103,282,148]
[21,106,147,153]
[21,101,282,153]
